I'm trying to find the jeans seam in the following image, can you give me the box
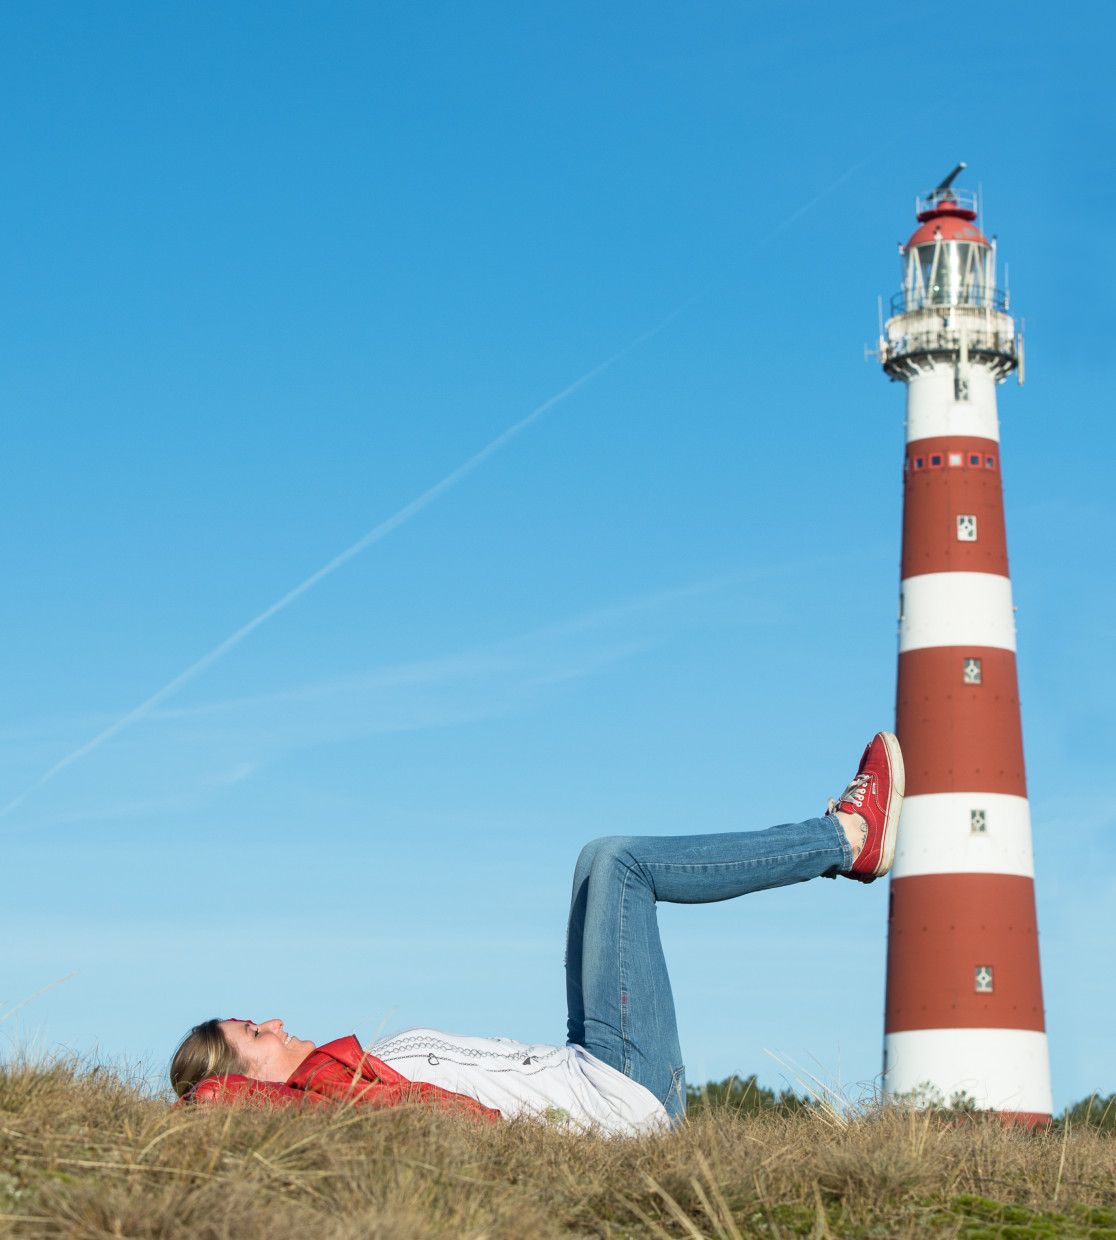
[641,845,841,876]
[617,863,633,1076]
[661,1064,686,1112]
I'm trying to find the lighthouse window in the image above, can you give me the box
[975,965,994,993]
[985,455,997,470]
[929,454,943,468]
[948,452,963,467]
[969,453,982,467]
[913,456,925,470]
[957,514,978,541]
[963,657,983,685]
[970,809,988,834]
[918,247,937,300]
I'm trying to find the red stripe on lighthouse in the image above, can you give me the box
[896,647,1027,796]
[885,873,1044,1033]
[902,436,1008,579]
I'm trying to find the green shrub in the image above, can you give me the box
[685,1072,810,1115]
[1061,1093,1116,1132]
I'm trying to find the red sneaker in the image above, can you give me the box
[828,731,905,883]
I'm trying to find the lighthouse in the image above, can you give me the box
[878,166,1052,1123]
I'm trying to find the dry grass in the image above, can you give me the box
[0,1060,1113,1238]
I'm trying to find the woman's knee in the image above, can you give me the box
[575,835,634,877]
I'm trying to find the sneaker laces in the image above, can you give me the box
[831,772,870,812]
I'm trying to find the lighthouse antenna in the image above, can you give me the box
[936,161,967,193]
[926,162,969,209]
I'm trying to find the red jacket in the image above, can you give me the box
[182,1035,500,1121]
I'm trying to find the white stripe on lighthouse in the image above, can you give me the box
[899,572,1016,652]
[893,792,1035,878]
[884,1028,1052,1115]
[906,365,1001,443]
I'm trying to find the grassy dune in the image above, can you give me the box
[1,1062,1113,1238]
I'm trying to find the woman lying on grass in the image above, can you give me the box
[171,731,904,1136]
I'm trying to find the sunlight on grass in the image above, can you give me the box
[0,1058,1112,1237]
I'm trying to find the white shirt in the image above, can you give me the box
[366,1027,670,1137]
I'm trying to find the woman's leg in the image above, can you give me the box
[565,815,852,1121]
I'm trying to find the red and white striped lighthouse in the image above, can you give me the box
[878,165,1052,1124]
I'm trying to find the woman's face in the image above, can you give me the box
[219,1018,315,1083]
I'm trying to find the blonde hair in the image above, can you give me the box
[170,1018,249,1098]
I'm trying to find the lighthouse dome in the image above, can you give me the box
[906,205,991,251]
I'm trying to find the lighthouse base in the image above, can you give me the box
[883,1027,1052,1118]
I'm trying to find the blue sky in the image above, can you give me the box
[1,2,1111,1109]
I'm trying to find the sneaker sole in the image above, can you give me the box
[873,731,905,877]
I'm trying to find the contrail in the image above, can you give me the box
[0,318,681,819]
[1,145,897,820]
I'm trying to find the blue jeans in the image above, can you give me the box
[564,816,852,1121]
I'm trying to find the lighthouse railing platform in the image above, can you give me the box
[915,186,979,217]
[880,301,1020,381]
